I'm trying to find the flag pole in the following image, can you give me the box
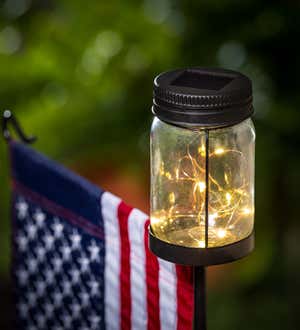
[193,266,206,330]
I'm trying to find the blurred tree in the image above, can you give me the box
[0,0,299,329]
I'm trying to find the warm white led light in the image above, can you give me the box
[214,147,225,155]
[208,213,218,226]
[198,241,205,248]
[225,192,232,202]
[169,192,175,204]
[216,228,227,239]
[242,207,252,215]
[197,181,206,193]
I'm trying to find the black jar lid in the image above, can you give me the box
[152,67,253,128]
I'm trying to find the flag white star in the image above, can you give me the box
[44,232,55,250]
[70,302,81,318]
[28,326,38,330]
[33,209,46,227]
[17,268,29,285]
[53,255,63,273]
[53,326,63,330]
[36,245,46,261]
[88,280,99,296]
[62,314,73,328]
[36,279,47,296]
[62,278,72,296]
[26,223,38,240]
[44,302,55,317]
[45,268,55,285]
[70,230,82,249]
[79,292,90,307]
[88,240,100,262]
[27,258,38,273]
[18,302,29,317]
[79,326,89,330]
[52,218,64,238]
[16,234,28,252]
[16,200,28,219]
[27,291,37,307]
[61,243,72,260]
[52,290,63,307]
[36,314,47,328]
[70,269,81,284]
[79,257,90,273]
[89,314,101,329]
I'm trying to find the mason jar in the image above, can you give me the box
[150,68,255,249]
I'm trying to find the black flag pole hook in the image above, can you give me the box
[2,110,36,144]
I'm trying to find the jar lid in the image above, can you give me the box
[152,67,253,128]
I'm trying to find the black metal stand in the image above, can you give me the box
[149,227,255,330]
[193,266,206,330]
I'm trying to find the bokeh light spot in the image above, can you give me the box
[2,0,31,18]
[0,26,22,55]
[217,41,246,69]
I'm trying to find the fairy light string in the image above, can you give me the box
[152,132,253,248]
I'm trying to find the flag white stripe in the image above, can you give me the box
[158,259,178,330]
[128,208,148,330]
[102,192,122,330]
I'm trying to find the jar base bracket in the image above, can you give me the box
[148,227,254,266]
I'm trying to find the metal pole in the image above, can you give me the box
[193,265,207,330]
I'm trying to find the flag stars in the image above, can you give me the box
[62,278,72,296]
[79,325,91,330]
[16,234,28,251]
[36,314,47,328]
[79,257,90,273]
[44,233,55,250]
[44,302,55,317]
[26,223,38,240]
[52,218,64,238]
[70,230,82,249]
[53,291,63,307]
[16,200,28,219]
[62,314,73,328]
[70,302,81,318]
[88,240,101,262]
[28,326,38,330]
[79,292,90,307]
[61,244,72,260]
[33,209,46,227]
[70,269,81,284]
[53,255,63,273]
[27,258,38,273]
[89,314,101,329]
[36,279,47,296]
[17,268,29,285]
[18,302,29,317]
[45,268,55,285]
[36,245,46,261]
[13,196,107,329]
[88,280,99,296]
[52,326,63,330]
[27,292,37,307]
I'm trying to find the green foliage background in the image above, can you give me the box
[0,0,299,328]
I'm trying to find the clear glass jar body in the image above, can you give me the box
[150,117,255,248]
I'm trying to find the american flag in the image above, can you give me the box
[9,140,194,330]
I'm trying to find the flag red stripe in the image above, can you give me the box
[144,220,161,330]
[176,265,194,330]
[118,202,133,330]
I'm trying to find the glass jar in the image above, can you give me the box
[150,68,255,249]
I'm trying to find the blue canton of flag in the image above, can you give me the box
[10,141,106,330]
[9,141,194,330]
